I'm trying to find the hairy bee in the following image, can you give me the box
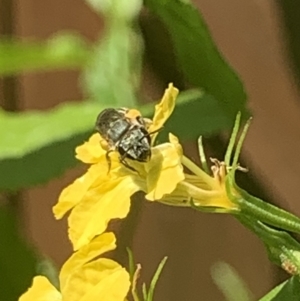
[95,107,153,171]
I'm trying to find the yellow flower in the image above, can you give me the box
[53,84,184,250]
[160,156,239,213]
[53,82,241,251]
[158,112,250,213]
[19,232,130,301]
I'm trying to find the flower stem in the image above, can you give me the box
[131,264,142,301]
[232,117,252,170]
[198,136,210,174]
[181,156,216,188]
[226,174,300,234]
[235,215,300,272]
[239,192,300,234]
[158,199,191,207]
[179,181,221,198]
[225,112,241,166]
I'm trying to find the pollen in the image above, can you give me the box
[125,108,142,119]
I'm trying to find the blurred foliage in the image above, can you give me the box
[83,26,142,107]
[212,261,300,301]
[259,277,300,301]
[0,34,90,75]
[83,0,143,107]
[277,2,300,93]
[0,207,37,300]
[211,262,254,301]
[144,0,247,121]
[0,0,252,300]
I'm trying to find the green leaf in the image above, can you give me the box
[83,0,143,107]
[0,206,38,301]
[146,256,167,301]
[142,283,148,301]
[211,262,253,301]
[197,136,209,174]
[36,257,59,289]
[224,112,241,166]
[0,101,100,190]
[126,247,136,282]
[234,214,300,273]
[0,102,99,160]
[0,89,231,191]
[259,276,300,301]
[86,0,142,20]
[153,89,233,143]
[0,33,90,75]
[278,3,300,95]
[83,19,143,107]
[144,0,248,120]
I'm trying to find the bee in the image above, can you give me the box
[95,107,154,171]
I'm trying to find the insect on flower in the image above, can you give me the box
[95,107,157,171]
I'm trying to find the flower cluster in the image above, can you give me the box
[52,83,238,252]
[19,232,130,301]
[19,83,242,301]
[52,83,184,250]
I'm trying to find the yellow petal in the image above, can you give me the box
[79,268,130,301]
[53,162,107,219]
[175,179,238,211]
[168,133,183,156]
[68,176,140,250]
[60,232,116,289]
[62,259,130,301]
[192,190,237,210]
[149,83,179,139]
[75,133,106,164]
[19,276,61,301]
[145,141,184,200]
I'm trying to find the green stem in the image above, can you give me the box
[226,174,300,234]
[235,215,300,271]
[240,195,300,234]
[224,112,241,166]
[235,215,298,248]
[132,288,141,301]
[158,199,190,207]
[231,117,252,170]
[131,263,142,301]
[190,198,237,213]
[147,257,168,301]
[197,136,210,174]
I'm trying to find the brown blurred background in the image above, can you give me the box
[2,0,300,300]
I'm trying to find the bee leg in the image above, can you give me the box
[120,157,138,173]
[119,151,141,175]
[105,150,113,174]
[148,127,163,137]
[142,117,153,129]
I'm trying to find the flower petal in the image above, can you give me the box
[62,259,130,301]
[168,133,183,156]
[19,276,61,301]
[60,232,116,289]
[193,191,237,210]
[79,268,130,301]
[145,140,184,201]
[53,162,107,219]
[149,83,179,139]
[68,176,140,250]
[75,133,106,164]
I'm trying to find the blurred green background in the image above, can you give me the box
[1,1,300,300]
